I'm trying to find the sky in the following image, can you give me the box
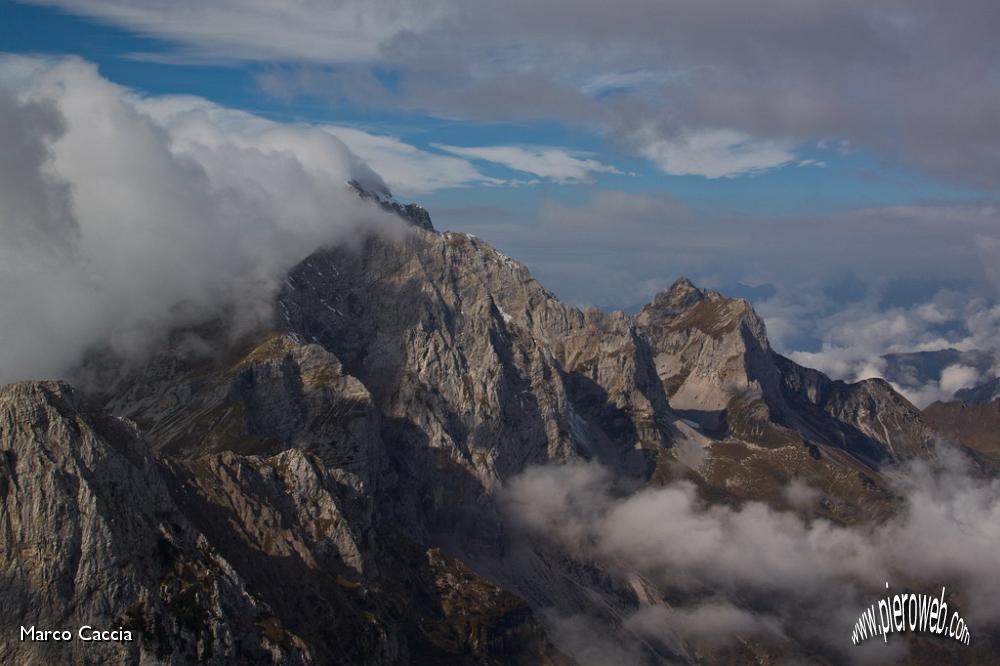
[2,0,999,403]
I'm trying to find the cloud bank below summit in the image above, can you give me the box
[502,454,1000,663]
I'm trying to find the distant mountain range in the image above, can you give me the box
[881,348,996,398]
[875,348,1000,463]
[954,376,1000,404]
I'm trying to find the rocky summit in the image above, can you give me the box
[1,188,951,664]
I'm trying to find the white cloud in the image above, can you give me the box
[502,454,1000,659]
[22,0,449,63]
[626,603,785,649]
[788,309,942,382]
[784,478,821,509]
[938,364,981,396]
[19,2,1000,188]
[783,294,1000,407]
[127,95,504,196]
[432,143,624,183]
[0,55,407,383]
[635,127,799,178]
[325,128,504,195]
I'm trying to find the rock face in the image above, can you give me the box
[923,397,1000,464]
[637,278,935,466]
[277,227,677,549]
[0,381,271,665]
[0,382,563,665]
[103,331,385,491]
[1,189,944,664]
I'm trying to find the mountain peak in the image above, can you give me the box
[348,179,435,231]
[637,278,759,343]
[665,276,703,300]
[638,277,708,321]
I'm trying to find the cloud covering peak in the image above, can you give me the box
[0,55,403,382]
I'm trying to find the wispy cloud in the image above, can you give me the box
[21,0,449,63]
[634,127,800,179]
[126,93,504,196]
[324,128,505,195]
[432,144,624,183]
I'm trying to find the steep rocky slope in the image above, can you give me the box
[637,278,935,466]
[922,375,1000,465]
[923,397,1000,464]
[0,382,563,665]
[2,187,944,664]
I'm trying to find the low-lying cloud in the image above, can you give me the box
[0,55,406,383]
[501,453,1000,662]
[781,294,1000,406]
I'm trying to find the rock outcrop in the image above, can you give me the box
[0,381,273,664]
[923,396,1000,464]
[637,278,935,465]
[0,381,563,665]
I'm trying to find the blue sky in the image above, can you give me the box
[2,0,999,401]
[2,0,984,220]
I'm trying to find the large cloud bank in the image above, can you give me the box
[0,56,403,383]
[501,454,1000,663]
[779,293,1000,406]
[24,1,1000,187]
